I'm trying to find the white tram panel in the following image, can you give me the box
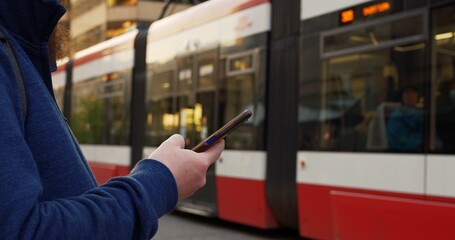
[216,150,266,181]
[296,152,425,195]
[426,155,455,198]
[301,0,372,20]
[73,29,137,83]
[147,0,271,63]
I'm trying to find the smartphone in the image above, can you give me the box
[191,109,252,152]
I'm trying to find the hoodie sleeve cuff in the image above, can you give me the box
[129,159,178,217]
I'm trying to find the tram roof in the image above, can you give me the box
[72,29,138,66]
[148,0,270,41]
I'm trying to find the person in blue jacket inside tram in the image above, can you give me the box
[0,1,224,239]
[386,85,424,151]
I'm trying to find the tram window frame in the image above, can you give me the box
[226,51,257,77]
[320,9,428,59]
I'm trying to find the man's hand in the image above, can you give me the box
[148,134,225,200]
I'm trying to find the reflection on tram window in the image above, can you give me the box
[222,53,266,150]
[145,43,266,150]
[71,71,131,145]
[300,13,426,153]
[222,74,254,150]
[431,6,455,153]
[220,49,265,150]
[145,66,176,147]
[145,50,219,149]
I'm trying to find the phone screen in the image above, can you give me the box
[191,109,252,152]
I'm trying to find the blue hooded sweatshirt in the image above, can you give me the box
[0,1,177,239]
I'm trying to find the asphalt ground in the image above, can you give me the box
[154,211,301,240]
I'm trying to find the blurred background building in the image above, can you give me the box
[60,0,207,56]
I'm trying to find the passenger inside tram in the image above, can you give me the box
[386,86,424,151]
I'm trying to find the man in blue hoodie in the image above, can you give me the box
[0,1,224,239]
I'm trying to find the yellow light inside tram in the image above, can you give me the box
[147,113,153,125]
[435,32,454,41]
[162,83,170,89]
[179,108,194,126]
[163,114,174,129]
[185,108,194,125]
[122,21,133,28]
[194,103,203,127]
[126,0,138,5]
[173,113,179,128]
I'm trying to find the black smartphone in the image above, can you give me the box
[191,109,252,152]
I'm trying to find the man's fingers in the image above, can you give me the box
[202,139,225,165]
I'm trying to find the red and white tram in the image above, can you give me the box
[52,0,455,239]
[54,30,139,183]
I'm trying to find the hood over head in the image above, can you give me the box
[0,0,66,96]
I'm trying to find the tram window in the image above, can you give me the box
[222,74,254,150]
[72,78,99,144]
[227,54,254,75]
[219,33,266,150]
[71,70,131,145]
[431,5,455,153]
[145,67,176,147]
[300,14,426,153]
[220,50,265,150]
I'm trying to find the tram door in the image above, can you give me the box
[176,48,219,216]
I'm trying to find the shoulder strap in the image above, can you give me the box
[0,28,27,124]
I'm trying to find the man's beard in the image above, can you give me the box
[49,22,69,62]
